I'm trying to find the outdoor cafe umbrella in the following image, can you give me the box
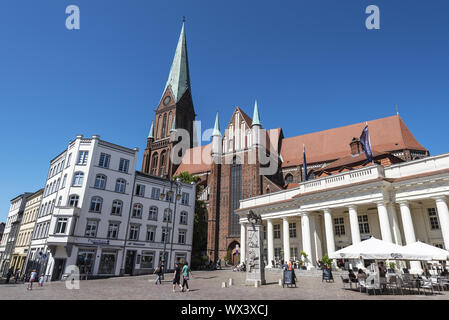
[401,241,449,261]
[328,237,431,261]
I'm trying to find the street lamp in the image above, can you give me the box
[159,178,182,273]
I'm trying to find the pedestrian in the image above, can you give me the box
[181,261,192,292]
[38,275,44,287]
[27,269,37,290]
[172,263,182,292]
[14,269,20,284]
[5,268,13,284]
[217,259,221,270]
[154,264,164,285]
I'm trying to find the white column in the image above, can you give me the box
[323,208,335,255]
[398,200,421,273]
[301,213,313,269]
[240,223,246,264]
[348,205,361,245]
[282,217,291,262]
[267,219,274,268]
[398,201,416,244]
[387,203,403,245]
[434,197,449,250]
[376,201,393,243]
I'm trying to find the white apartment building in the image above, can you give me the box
[24,134,195,281]
[237,153,449,274]
[124,172,195,275]
[0,193,31,276]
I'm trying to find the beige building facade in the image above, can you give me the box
[10,189,43,275]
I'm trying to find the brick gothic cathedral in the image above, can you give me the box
[141,23,430,263]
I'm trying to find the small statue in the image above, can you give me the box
[247,210,262,225]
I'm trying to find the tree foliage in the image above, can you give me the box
[174,172,207,268]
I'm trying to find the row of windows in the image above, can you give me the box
[85,196,189,225]
[16,230,33,247]
[38,199,56,218]
[98,152,130,174]
[22,208,38,224]
[93,174,127,193]
[134,183,190,206]
[33,221,51,240]
[267,223,298,239]
[55,218,188,244]
[48,159,65,179]
[131,204,188,224]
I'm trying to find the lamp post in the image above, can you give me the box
[159,178,182,273]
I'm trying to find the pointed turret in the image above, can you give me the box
[211,112,222,157]
[162,22,191,104]
[252,100,261,127]
[148,121,154,139]
[251,100,262,148]
[212,112,221,136]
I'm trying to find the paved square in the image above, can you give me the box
[0,269,448,300]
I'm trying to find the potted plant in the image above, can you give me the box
[321,254,333,270]
[300,251,308,270]
[387,261,396,272]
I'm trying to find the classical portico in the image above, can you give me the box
[238,154,449,274]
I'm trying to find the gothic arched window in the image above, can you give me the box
[159,151,167,176]
[151,153,159,175]
[161,113,167,137]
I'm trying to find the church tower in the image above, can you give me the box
[142,21,195,178]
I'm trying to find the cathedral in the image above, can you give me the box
[141,22,430,264]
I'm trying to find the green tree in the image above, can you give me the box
[174,172,207,269]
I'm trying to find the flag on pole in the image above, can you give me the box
[360,124,373,164]
[303,144,308,181]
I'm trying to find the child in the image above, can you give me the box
[27,269,37,291]
[38,275,44,287]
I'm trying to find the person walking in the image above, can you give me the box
[27,269,37,290]
[172,263,182,292]
[5,268,13,284]
[181,262,192,292]
[14,269,21,284]
[154,264,164,285]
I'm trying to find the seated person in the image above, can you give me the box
[357,269,367,280]
[378,262,387,277]
[422,268,431,278]
[440,268,449,277]
[348,269,357,282]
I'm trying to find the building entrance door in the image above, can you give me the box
[125,250,136,275]
[52,259,66,281]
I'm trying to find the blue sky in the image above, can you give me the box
[0,0,448,221]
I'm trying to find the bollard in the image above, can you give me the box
[255,280,260,288]
[222,282,227,288]
[229,278,234,286]
[279,279,283,286]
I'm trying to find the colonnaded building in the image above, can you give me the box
[138,21,442,265]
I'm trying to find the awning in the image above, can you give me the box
[329,237,433,261]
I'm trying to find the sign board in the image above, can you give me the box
[42,254,48,260]
[322,269,333,282]
[283,270,293,284]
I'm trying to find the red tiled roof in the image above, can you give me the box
[280,115,426,168]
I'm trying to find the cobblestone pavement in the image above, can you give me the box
[0,269,448,300]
